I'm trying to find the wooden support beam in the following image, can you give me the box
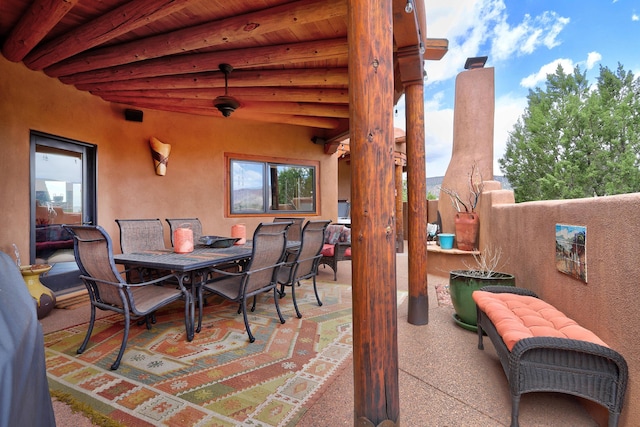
[58,38,348,84]
[348,0,400,425]
[1,0,78,62]
[43,0,347,77]
[99,94,348,118]
[110,100,341,128]
[75,68,349,92]
[24,0,192,70]
[424,38,449,61]
[406,82,429,325]
[89,87,349,104]
[395,163,405,253]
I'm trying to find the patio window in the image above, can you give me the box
[228,155,317,215]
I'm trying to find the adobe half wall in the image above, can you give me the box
[0,57,339,259]
[470,189,640,426]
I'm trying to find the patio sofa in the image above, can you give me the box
[319,224,351,280]
[473,286,628,427]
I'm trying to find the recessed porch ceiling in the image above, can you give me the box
[0,0,447,141]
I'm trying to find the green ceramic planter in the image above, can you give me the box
[449,270,515,331]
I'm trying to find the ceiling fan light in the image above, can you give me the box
[214,63,240,117]
[214,95,240,117]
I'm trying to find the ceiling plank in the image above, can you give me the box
[44,0,347,77]
[90,87,349,104]
[109,100,342,129]
[230,101,350,118]
[100,95,348,118]
[24,0,193,70]
[2,0,78,62]
[75,68,349,92]
[58,38,349,85]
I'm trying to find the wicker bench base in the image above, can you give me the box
[475,286,628,427]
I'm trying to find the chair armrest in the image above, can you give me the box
[80,272,179,289]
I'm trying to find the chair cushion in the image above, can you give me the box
[473,290,609,351]
[344,247,351,257]
[321,243,335,257]
[324,224,343,245]
[339,227,351,244]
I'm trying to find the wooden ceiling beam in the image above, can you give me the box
[75,68,349,92]
[43,0,347,77]
[90,87,349,104]
[110,100,342,129]
[23,0,192,70]
[239,101,349,118]
[58,38,348,85]
[100,95,348,118]
[424,38,449,61]
[1,0,78,62]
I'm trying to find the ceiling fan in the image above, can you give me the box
[214,63,240,117]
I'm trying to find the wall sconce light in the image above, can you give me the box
[464,56,488,70]
[149,136,171,176]
[404,0,414,13]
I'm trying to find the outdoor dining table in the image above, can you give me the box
[113,241,299,341]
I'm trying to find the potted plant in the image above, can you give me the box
[449,246,515,331]
[440,163,484,251]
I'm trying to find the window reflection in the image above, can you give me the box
[230,158,316,214]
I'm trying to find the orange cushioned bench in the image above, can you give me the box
[472,286,628,427]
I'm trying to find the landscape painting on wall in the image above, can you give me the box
[555,224,587,283]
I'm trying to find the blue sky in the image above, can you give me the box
[394,0,640,177]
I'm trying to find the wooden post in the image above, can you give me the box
[405,82,429,325]
[395,163,404,253]
[348,0,399,425]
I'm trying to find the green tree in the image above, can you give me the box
[499,63,640,202]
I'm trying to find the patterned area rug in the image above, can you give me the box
[45,283,353,427]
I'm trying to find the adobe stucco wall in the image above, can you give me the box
[0,57,339,259]
[469,188,640,426]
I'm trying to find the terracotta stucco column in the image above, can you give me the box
[439,67,495,235]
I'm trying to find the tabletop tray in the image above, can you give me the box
[199,236,240,248]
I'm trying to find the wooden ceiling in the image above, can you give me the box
[0,0,447,139]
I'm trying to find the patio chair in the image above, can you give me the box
[64,225,189,370]
[115,218,166,253]
[198,221,292,343]
[166,217,203,246]
[277,220,330,318]
[273,217,305,242]
[319,224,352,280]
[116,218,168,281]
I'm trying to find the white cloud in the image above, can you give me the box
[632,13,639,21]
[520,58,574,88]
[494,93,528,174]
[586,51,602,69]
[423,0,570,85]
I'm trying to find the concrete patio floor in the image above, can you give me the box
[43,249,599,426]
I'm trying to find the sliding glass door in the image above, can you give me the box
[30,131,96,294]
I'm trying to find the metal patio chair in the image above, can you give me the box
[166,217,203,247]
[64,225,189,370]
[116,218,168,282]
[277,220,330,318]
[115,218,166,253]
[198,221,291,343]
[273,217,304,242]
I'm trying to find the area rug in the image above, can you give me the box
[44,282,353,427]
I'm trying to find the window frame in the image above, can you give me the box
[225,153,319,217]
